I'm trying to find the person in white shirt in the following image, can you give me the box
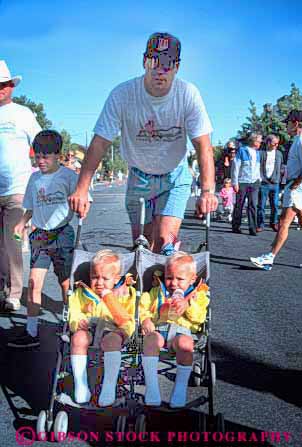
[69,32,217,255]
[250,110,302,270]
[256,135,283,232]
[8,130,91,348]
[0,60,41,311]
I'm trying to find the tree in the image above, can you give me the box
[237,100,262,140]
[13,95,52,129]
[237,84,302,148]
[60,129,72,154]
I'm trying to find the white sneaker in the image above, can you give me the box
[250,253,274,270]
[4,298,21,311]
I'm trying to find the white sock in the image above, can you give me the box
[268,252,275,259]
[98,351,121,407]
[170,364,192,408]
[71,355,91,404]
[26,316,38,337]
[142,356,161,406]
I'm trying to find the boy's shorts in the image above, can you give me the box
[125,161,192,225]
[156,323,196,349]
[283,181,302,210]
[29,224,75,282]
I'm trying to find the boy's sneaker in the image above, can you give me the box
[250,253,274,270]
[7,329,40,348]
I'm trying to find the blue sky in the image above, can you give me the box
[1,0,302,147]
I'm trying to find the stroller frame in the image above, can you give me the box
[36,200,224,440]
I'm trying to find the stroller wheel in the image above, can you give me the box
[37,410,47,434]
[215,412,225,432]
[53,411,68,442]
[135,414,147,435]
[190,362,201,387]
[115,415,127,432]
[198,413,207,431]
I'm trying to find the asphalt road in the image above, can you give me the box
[0,182,301,447]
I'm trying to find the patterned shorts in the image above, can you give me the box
[125,162,192,225]
[29,224,75,282]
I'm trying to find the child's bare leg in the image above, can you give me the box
[142,332,165,406]
[170,335,194,408]
[172,334,194,365]
[26,268,47,337]
[70,330,92,403]
[98,331,123,406]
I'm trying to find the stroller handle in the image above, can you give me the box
[74,216,83,250]
[139,198,145,235]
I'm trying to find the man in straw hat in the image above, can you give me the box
[0,60,41,310]
[69,32,217,254]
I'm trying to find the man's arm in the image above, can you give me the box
[69,134,111,217]
[192,134,218,215]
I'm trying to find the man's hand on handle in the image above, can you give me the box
[68,190,90,219]
[195,192,218,217]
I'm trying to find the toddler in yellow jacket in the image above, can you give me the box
[69,249,135,406]
[140,252,209,408]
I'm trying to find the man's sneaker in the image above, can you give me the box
[1,298,21,311]
[160,242,176,256]
[7,330,40,348]
[250,253,274,270]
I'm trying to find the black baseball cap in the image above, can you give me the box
[144,32,181,68]
[33,130,63,154]
[282,110,302,123]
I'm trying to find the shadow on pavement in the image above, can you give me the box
[213,341,302,408]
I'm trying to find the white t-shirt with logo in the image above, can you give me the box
[0,102,41,196]
[93,76,213,175]
[265,150,276,178]
[23,166,91,230]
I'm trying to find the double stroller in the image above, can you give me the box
[36,201,224,441]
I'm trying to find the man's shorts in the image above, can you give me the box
[125,162,192,225]
[29,224,75,282]
[283,181,302,210]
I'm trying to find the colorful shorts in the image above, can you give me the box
[283,181,302,210]
[29,224,75,282]
[125,162,192,225]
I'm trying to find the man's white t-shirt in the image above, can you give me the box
[23,166,84,230]
[265,150,276,178]
[287,135,302,180]
[93,76,213,175]
[0,102,41,196]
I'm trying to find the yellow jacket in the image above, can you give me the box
[139,285,209,333]
[69,286,136,338]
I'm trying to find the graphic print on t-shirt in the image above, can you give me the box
[37,187,65,206]
[136,119,183,143]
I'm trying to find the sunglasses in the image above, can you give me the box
[0,81,13,89]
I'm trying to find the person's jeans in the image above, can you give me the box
[232,182,259,232]
[0,194,24,299]
[257,183,279,228]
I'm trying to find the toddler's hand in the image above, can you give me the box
[170,298,189,317]
[141,318,155,335]
[78,319,89,331]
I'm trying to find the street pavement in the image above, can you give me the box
[0,182,301,446]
